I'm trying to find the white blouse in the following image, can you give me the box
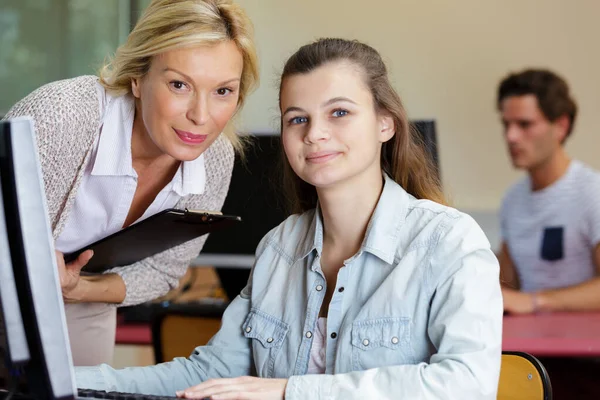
[54,83,206,254]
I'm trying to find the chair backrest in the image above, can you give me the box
[151,302,228,363]
[498,351,552,400]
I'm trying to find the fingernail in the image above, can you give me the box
[175,391,182,396]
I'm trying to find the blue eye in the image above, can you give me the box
[332,109,348,117]
[288,116,308,125]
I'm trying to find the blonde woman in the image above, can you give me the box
[4,0,259,366]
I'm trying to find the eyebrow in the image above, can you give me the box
[162,67,241,86]
[282,96,357,117]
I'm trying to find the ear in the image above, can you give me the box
[553,115,570,143]
[131,77,142,99]
[378,113,396,143]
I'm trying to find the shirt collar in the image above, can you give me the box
[171,153,206,196]
[91,94,136,177]
[91,94,206,196]
[361,174,408,264]
[298,174,409,267]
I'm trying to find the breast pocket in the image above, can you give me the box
[351,317,414,371]
[242,308,289,378]
[540,226,564,261]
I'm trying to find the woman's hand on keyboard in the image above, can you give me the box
[175,376,287,400]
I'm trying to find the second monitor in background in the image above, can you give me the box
[200,133,286,300]
[200,120,439,300]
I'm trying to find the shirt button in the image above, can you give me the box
[266,337,274,343]
[316,285,323,291]
[391,336,399,344]
[245,326,252,333]
[362,339,370,346]
[306,331,313,339]
[338,287,345,293]
[330,332,337,339]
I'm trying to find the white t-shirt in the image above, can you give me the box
[500,160,600,292]
[55,83,206,254]
[306,318,327,374]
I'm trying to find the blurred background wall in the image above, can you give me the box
[2,0,599,228]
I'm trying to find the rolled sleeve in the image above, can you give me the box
[105,235,208,307]
[75,285,253,395]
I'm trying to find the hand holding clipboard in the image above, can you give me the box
[63,208,241,273]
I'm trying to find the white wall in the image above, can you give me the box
[235,0,600,211]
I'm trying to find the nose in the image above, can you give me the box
[187,93,210,126]
[505,123,521,144]
[304,119,330,144]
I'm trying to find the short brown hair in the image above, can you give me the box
[497,69,577,138]
[278,38,445,214]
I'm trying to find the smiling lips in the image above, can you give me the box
[306,151,341,164]
[174,128,208,144]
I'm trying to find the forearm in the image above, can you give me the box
[537,277,600,312]
[286,361,497,400]
[66,273,126,304]
[75,358,207,395]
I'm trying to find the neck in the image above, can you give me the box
[317,168,384,258]
[528,148,571,191]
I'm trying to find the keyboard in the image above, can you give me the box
[78,389,178,400]
[1,388,187,400]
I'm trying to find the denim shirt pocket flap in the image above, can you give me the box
[242,309,289,349]
[351,317,411,351]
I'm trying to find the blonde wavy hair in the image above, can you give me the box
[99,0,259,152]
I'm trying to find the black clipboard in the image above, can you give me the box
[63,208,241,273]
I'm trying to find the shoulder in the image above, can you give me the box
[500,176,529,214]
[5,75,100,120]
[407,198,488,249]
[4,76,101,146]
[203,135,235,183]
[407,201,496,285]
[572,160,600,190]
[571,161,600,212]
[256,210,315,262]
[502,177,529,207]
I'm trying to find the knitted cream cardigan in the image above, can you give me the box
[4,75,234,306]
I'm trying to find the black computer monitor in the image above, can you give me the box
[411,119,440,180]
[0,117,77,399]
[199,121,439,299]
[200,133,286,300]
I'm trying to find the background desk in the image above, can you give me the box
[116,312,600,358]
[503,312,600,357]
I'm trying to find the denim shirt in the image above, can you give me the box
[76,175,503,399]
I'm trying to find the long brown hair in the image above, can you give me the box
[279,38,445,214]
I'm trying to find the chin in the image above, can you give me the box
[510,157,528,170]
[166,145,206,162]
[303,172,346,189]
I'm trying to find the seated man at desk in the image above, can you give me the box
[497,68,600,314]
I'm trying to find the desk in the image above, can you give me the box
[503,312,600,357]
[190,254,253,269]
[116,312,600,355]
[115,323,152,345]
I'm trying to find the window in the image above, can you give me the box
[0,0,150,114]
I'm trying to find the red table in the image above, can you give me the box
[503,312,600,357]
[115,323,152,345]
[116,312,600,356]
